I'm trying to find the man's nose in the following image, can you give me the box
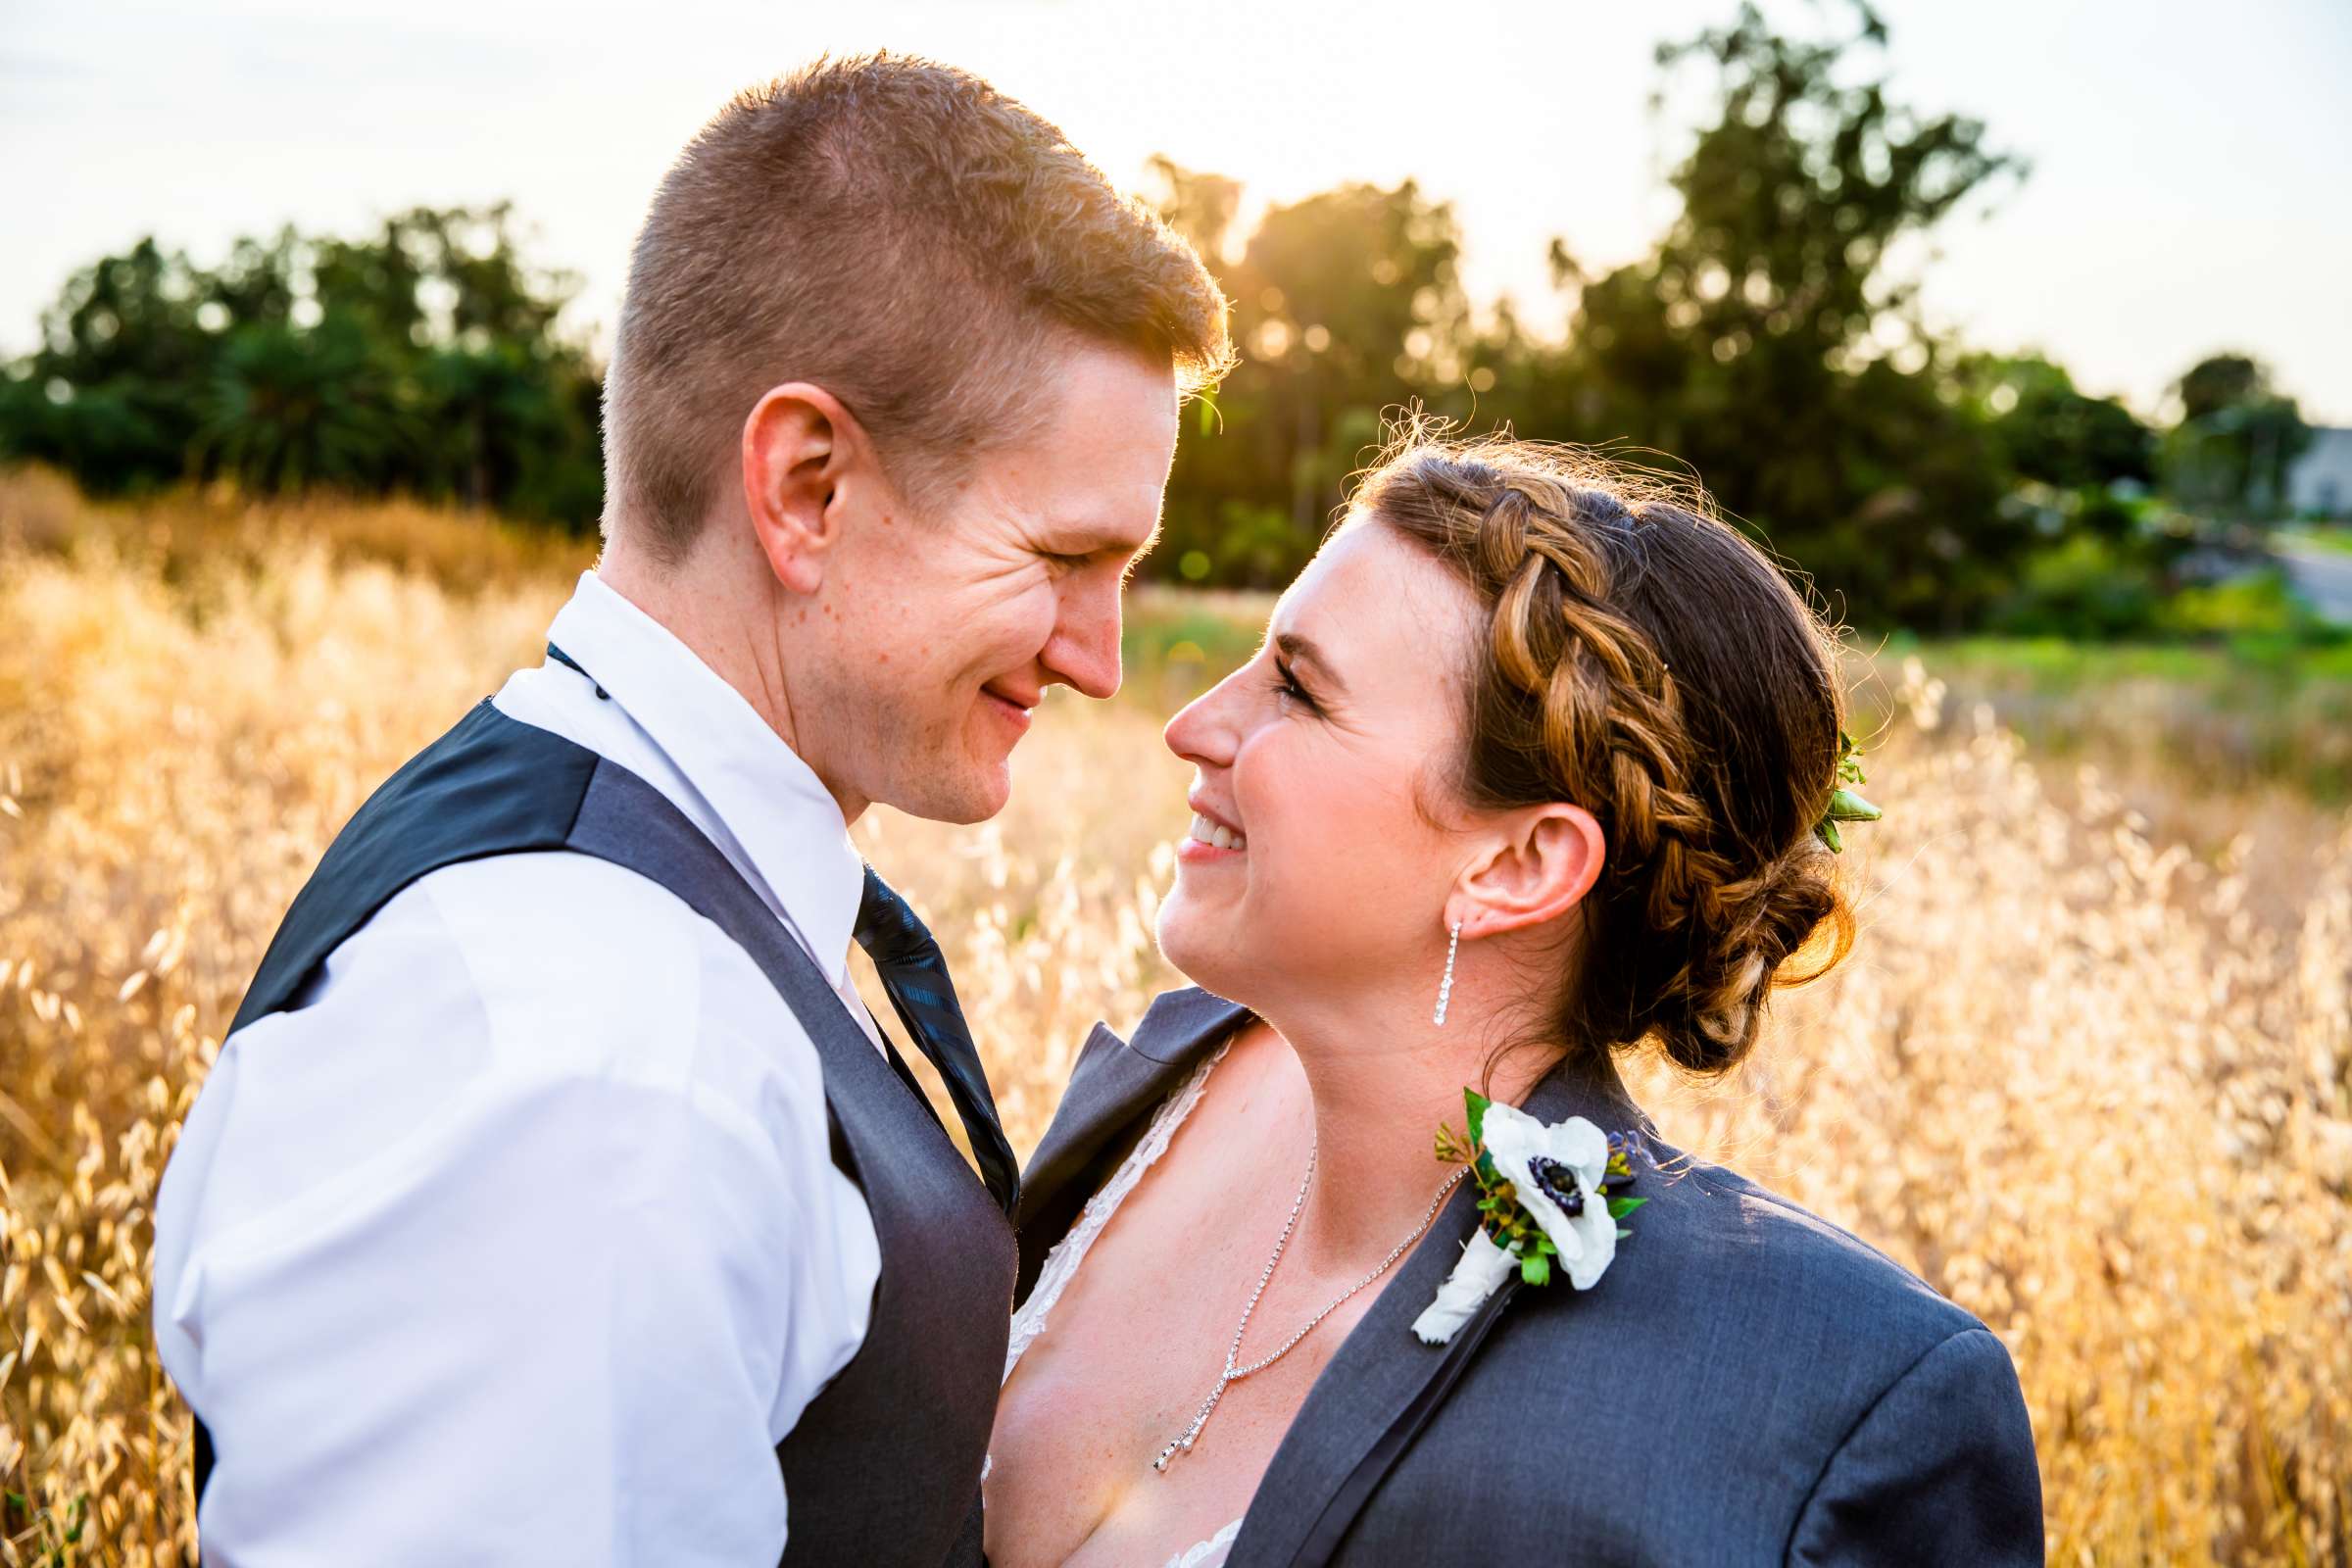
[1044,574,1122,701]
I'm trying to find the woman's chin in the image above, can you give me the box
[1153,894,1254,1004]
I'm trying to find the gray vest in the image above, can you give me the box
[196,699,1015,1566]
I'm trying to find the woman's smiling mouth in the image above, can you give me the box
[1180,802,1247,858]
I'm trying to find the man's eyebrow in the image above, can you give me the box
[1275,630,1348,695]
[1042,516,1160,558]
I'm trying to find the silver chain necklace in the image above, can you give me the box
[1153,1143,1470,1472]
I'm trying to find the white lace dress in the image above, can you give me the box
[993,1042,1244,1568]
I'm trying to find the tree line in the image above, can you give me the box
[0,3,2316,635]
[0,205,604,530]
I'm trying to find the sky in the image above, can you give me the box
[4,0,2348,422]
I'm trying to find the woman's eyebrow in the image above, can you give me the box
[1275,630,1348,696]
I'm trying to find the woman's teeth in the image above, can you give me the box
[1188,813,1247,852]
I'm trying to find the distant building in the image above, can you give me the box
[2288,426,2352,517]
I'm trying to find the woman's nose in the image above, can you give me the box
[1163,670,1243,767]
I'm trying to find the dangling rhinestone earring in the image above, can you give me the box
[1433,920,1461,1026]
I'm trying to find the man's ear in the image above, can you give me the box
[741,382,875,596]
[1448,803,1606,941]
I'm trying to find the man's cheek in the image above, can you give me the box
[980,593,1059,678]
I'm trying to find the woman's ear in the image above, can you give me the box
[1448,803,1606,940]
[741,382,873,595]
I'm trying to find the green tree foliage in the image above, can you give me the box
[1520,1,2027,627]
[196,312,418,494]
[1148,1,2113,630]
[0,205,602,526]
[1956,351,2171,631]
[1962,352,2154,495]
[1153,167,1469,585]
[0,239,217,487]
[2161,352,2310,521]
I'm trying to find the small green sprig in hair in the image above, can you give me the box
[1814,729,1883,854]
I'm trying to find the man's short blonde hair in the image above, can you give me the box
[602,53,1233,561]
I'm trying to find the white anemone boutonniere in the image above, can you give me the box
[1411,1089,1643,1346]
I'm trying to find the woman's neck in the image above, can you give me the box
[1254,981,1551,1276]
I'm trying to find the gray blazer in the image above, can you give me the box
[1014,988,2044,1567]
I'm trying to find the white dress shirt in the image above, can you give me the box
[152,571,884,1565]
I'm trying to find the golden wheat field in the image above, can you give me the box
[1,465,2348,1565]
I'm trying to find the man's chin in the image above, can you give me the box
[885,757,1012,826]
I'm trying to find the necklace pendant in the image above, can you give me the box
[1153,1382,1226,1473]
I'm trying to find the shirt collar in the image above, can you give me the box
[543,570,865,987]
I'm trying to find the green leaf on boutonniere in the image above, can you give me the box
[1464,1088,1492,1147]
[1607,1196,1647,1221]
[1519,1251,1551,1287]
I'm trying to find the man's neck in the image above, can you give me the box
[593,545,871,825]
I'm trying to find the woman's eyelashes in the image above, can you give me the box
[1272,656,1318,711]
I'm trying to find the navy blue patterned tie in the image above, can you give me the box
[855,866,1020,1216]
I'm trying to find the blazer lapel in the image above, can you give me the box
[1223,1052,1645,1568]
[1015,989,1253,1298]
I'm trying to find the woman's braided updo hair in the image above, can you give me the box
[1356,429,1855,1074]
